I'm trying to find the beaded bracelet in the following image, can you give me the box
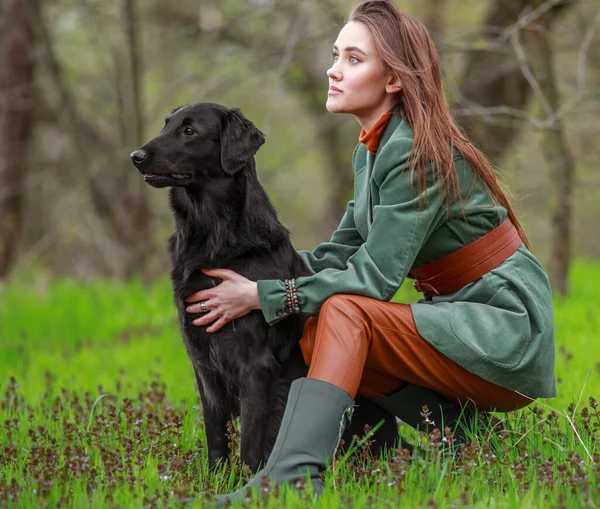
[284,279,300,315]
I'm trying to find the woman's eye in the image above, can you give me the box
[349,56,359,64]
[184,127,194,136]
[332,53,339,62]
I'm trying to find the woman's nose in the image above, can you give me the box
[327,64,342,81]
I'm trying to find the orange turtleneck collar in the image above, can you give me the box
[358,110,393,154]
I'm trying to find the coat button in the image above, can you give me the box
[276,309,284,317]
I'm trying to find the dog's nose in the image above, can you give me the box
[130,149,147,165]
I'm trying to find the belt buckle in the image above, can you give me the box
[414,280,440,296]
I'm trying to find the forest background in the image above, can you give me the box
[2,0,600,507]
[1,0,599,294]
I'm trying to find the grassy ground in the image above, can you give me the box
[0,262,599,508]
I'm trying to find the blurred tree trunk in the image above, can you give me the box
[289,52,354,235]
[32,0,151,278]
[288,2,356,235]
[0,0,35,278]
[123,0,144,146]
[456,0,535,165]
[523,10,575,296]
[422,0,449,45]
[113,0,152,276]
[456,0,571,166]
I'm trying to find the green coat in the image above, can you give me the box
[257,112,556,399]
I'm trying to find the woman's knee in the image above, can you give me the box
[321,294,367,321]
[299,294,370,367]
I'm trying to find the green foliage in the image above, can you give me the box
[0,263,599,507]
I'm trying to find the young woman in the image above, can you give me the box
[186,0,556,502]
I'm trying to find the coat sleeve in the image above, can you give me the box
[257,140,445,325]
[297,200,365,274]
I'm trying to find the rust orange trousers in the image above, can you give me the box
[300,294,531,412]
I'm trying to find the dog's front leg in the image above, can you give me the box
[194,368,233,469]
[239,373,272,473]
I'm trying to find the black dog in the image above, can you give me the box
[130,103,399,471]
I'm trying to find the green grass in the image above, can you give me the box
[0,262,599,508]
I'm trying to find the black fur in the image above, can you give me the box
[130,102,399,471]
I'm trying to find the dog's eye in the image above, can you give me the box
[183,127,195,136]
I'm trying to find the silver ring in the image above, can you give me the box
[199,300,208,313]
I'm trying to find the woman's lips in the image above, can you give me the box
[328,86,342,95]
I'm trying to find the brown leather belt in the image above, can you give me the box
[408,218,522,297]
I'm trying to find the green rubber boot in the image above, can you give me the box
[213,378,354,506]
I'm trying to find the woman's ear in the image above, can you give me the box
[385,76,402,94]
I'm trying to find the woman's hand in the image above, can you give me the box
[185,268,260,333]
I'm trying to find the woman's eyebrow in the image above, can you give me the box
[333,44,367,56]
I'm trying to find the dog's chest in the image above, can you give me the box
[170,266,272,364]
[167,235,302,386]
[180,311,276,382]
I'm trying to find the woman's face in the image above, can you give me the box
[326,21,396,118]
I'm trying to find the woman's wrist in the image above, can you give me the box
[248,281,261,310]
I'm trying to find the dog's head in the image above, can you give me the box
[130,103,265,188]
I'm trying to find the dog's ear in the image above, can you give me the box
[220,108,265,174]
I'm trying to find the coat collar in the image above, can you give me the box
[358,106,412,156]
[358,111,393,154]
[353,106,414,173]
[377,105,411,155]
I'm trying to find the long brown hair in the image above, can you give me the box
[349,0,531,250]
